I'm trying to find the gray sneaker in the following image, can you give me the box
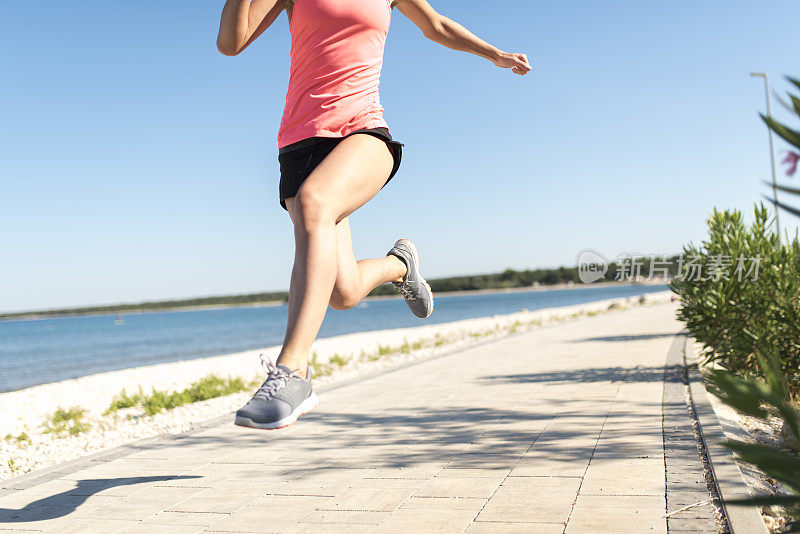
[387,239,434,318]
[234,357,318,430]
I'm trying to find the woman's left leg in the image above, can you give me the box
[328,217,406,310]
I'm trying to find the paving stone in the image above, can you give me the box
[509,458,588,478]
[210,495,331,532]
[302,509,388,524]
[477,478,579,524]
[667,517,717,532]
[282,522,376,533]
[48,518,141,534]
[400,496,486,510]
[119,523,203,534]
[265,468,368,497]
[467,523,565,533]
[354,477,428,490]
[377,508,477,533]
[580,464,665,496]
[500,476,582,494]
[434,468,511,478]
[141,510,230,526]
[478,489,576,524]
[166,488,260,514]
[362,463,445,479]
[414,477,504,499]
[322,485,415,511]
[566,506,667,533]
[574,494,664,510]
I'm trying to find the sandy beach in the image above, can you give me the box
[1,291,672,480]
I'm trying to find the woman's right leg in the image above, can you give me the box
[277,133,395,376]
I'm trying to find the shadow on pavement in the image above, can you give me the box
[482,365,665,384]
[0,475,199,523]
[576,333,675,342]
[155,403,666,476]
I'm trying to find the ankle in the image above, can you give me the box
[276,356,308,378]
[388,254,407,283]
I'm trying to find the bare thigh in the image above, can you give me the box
[284,133,394,226]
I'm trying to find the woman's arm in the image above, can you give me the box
[217,0,288,56]
[393,0,531,75]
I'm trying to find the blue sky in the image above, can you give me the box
[2,1,799,313]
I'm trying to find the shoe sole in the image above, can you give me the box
[398,239,434,318]
[234,392,319,430]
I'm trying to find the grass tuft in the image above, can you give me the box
[104,388,144,415]
[142,375,250,416]
[43,407,90,436]
[4,432,31,445]
[329,354,350,367]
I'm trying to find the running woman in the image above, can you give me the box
[217,0,530,430]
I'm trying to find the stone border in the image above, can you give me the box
[683,338,770,534]
[662,333,721,532]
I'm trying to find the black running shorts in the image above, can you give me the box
[277,127,404,211]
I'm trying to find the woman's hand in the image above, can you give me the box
[493,52,532,75]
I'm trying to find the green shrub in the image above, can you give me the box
[670,205,800,393]
[43,407,90,436]
[707,345,800,528]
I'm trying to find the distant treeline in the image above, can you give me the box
[0,292,291,320]
[368,255,680,296]
[1,256,679,320]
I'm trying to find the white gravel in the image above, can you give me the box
[0,291,672,481]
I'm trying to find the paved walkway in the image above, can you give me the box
[0,303,718,533]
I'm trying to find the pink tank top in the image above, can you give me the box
[278,0,392,148]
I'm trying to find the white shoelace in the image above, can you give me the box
[253,356,290,401]
[394,281,417,301]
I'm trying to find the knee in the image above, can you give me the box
[294,187,333,232]
[329,288,361,310]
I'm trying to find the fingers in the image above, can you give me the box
[512,53,531,75]
[496,51,532,75]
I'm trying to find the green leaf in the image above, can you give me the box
[764,195,800,218]
[753,344,789,400]
[725,495,800,506]
[762,114,800,150]
[725,440,800,492]
[763,181,800,197]
[786,76,800,94]
[706,370,769,418]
